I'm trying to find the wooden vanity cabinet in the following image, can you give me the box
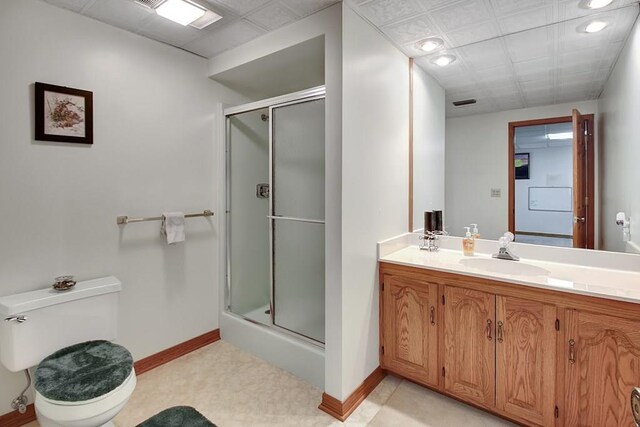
[563,310,640,427]
[380,262,640,427]
[496,296,557,426]
[380,274,439,387]
[443,286,496,407]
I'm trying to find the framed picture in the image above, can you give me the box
[515,152,530,180]
[35,82,93,145]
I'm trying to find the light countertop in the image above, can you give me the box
[379,236,640,304]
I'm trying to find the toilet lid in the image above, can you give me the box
[35,340,133,402]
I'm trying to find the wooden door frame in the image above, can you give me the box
[508,115,595,249]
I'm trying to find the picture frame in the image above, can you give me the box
[514,152,530,180]
[35,82,93,145]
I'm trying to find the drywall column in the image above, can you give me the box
[339,3,410,400]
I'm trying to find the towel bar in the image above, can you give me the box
[116,210,214,225]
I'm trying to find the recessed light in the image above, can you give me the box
[156,0,206,26]
[416,37,444,52]
[547,132,573,140]
[585,20,608,32]
[432,54,456,67]
[585,0,613,9]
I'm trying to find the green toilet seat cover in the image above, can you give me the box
[35,340,134,402]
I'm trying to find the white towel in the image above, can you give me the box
[161,212,185,244]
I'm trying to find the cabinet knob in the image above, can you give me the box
[486,319,493,341]
[430,306,436,325]
[497,321,504,343]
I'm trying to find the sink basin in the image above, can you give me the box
[459,258,550,277]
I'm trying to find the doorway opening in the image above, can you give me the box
[508,112,595,249]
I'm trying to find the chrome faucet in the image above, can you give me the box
[492,232,519,261]
[420,230,448,252]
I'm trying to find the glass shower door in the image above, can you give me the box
[270,98,325,343]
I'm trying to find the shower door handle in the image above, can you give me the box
[267,215,325,225]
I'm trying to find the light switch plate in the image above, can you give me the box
[491,188,501,198]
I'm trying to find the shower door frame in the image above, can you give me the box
[223,86,326,348]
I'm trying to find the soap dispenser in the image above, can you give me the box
[471,223,480,239]
[463,227,475,256]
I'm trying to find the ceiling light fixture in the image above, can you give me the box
[432,54,456,67]
[585,0,613,9]
[547,132,573,140]
[155,0,206,26]
[416,37,444,52]
[585,20,608,32]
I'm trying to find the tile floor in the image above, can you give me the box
[24,340,514,426]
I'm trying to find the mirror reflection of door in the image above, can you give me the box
[508,114,594,249]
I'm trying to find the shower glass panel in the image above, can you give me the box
[225,88,326,345]
[271,98,325,343]
[228,108,271,325]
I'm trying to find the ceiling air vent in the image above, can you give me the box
[452,99,477,107]
[135,0,165,9]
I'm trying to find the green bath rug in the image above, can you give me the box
[137,406,217,427]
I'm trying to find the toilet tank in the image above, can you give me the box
[0,276,121,372]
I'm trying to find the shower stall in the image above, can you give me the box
[223,87,326,348]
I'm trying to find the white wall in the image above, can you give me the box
[598,15,640,253]
[340,4,409,400]
[515,146,574,235]
[445,100,598,241]
[0,0,245,415]
[412,65,446,232]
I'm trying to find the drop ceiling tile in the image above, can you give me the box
[457,39,509,70]
[182,20,265,57]
[520,79,554,94]
[279,0,339,16]
[489,0,548,17]
[246,2,299,30]
[429,0,493,32]
[382,15,440,45]
[41,0,93,13]
[414,0,460,10]
[483,81,520,97]
[83,0,154,29]
[593,67,612,82]
[493,95,524,111]
[445,21,500,47]
[505,26,554,62]
[497,5,553,35]
[356,0,424,26]
[512,57,554,79]
[524,91,555,106]
[138,14,204,46]
[557,70,596,85]
[213,0,272,15]
[472,64,514,81]
[434,70,473,88]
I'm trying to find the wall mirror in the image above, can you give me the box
[410,1,639,254]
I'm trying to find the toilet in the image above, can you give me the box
[0,276,136,427]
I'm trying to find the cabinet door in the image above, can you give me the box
[444,286,495,407]
[496,296,557,426]
[565,310,640,427]
[381,274,439,386]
